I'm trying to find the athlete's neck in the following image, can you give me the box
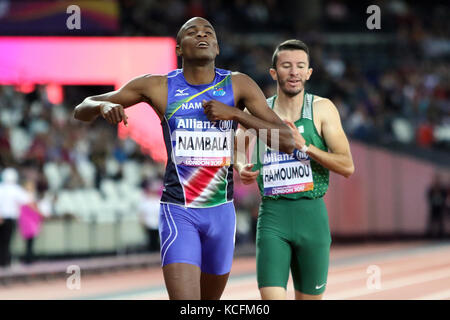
[182,62,216,85]
[274,89,305,122]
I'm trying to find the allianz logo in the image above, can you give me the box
[176,118,233,131]
[264,147,309,161]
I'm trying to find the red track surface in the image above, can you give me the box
[1,241,449,300]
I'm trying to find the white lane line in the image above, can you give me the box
[325,267,450,300]
[327,259,450,285]
[416,289,450,300]
[109,259,450,300]
[330,248,450,272]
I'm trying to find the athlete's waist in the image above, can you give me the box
[160,199,234,209]
[261,195,325,202]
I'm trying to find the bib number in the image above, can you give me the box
[262,152,314,196]
[174,130,232,166]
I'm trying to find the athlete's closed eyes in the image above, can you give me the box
[184,25,215,37]
[281,63,306,69]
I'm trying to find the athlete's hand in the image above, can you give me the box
[284,120,306,149]
[100,102,128,126]
[238,163,259,185]
[202,99,237,121]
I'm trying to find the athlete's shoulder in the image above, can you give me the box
[312,94,330,105]
[124,74,167,106]
[230,71,251,82]
[312,95,336,111]
[118,74,166,97]
[133,73,167,86]
[311,95,341,123]
[230,72,261,91]
[140,73,168,90]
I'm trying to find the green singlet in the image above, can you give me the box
[253,92,332,295]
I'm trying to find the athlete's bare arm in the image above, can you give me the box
[202,72,295,154]
[234,124,259,184]
[73,74,167,124]
[233,73,295,154]
[287,98,354,178]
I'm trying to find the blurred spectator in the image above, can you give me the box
[417,121,435,147]
[18,180,48,265]
[0,168,32,267]
[65,163,85,189]
[0,0,448,256]
[119,1,450,152]
[186,0,205,18]
[1,1,448,161]
[323,51,346,79]
[426,174,448,239]
[0,127,13,166]
[138,180,161,252]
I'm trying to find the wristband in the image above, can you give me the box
[293,145,309,160]
[301,144,309,153]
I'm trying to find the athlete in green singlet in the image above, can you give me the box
[235,40,355,300]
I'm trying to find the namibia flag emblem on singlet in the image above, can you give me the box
[213,87,226,96]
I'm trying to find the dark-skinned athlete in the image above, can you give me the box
[74,17,294,300]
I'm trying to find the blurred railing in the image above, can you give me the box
[326,140,449,239]
[9,140,450,258]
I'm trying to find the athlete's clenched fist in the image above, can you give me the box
[284,120,306,149]
[238,163,259,185]
[202,99,237,121]
[100,102,128,126]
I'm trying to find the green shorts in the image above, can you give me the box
[256,197,331,295]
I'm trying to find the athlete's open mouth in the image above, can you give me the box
[287,79,301,85]
[196,41,209,48]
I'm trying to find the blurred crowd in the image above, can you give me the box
[0,85,164,188]
[0,84,259,265]
[0,85,164,265]
[120,0,449,150]
[426,174,449,239]
[0,0,449,264]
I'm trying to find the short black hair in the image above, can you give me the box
[176,17,215,45]
[272,39,310,68]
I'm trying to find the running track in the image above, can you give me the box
[0,241,449,300]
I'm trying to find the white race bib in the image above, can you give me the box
[262,152,314,196]
[174,130,232,166]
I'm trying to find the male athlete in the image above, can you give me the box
[74,17,294,300]
[235,40,354,300]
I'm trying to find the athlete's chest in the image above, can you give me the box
[296,115,322,140]
[166,79,234,119]
[272,95,323,137]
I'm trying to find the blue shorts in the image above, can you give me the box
[159,202,236,275]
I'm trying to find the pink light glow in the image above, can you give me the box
[46,83,63,105]
[0,37,177,162]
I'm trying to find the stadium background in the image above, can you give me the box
[0,0,449,300]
